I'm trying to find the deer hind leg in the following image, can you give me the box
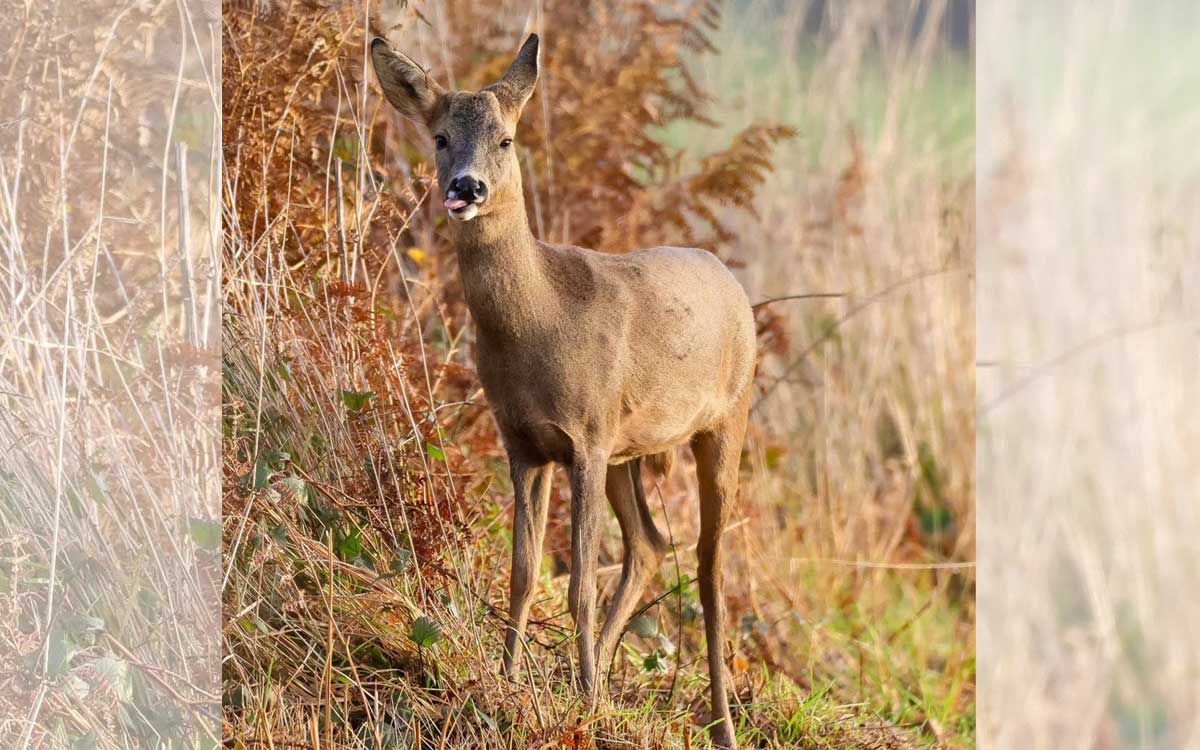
[502,461,553,679]
[595,458,669,685]
[567,450,608,696]
[691,396,749,750]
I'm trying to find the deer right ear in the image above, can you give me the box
[488,34,539,117]
[371,38,445,124]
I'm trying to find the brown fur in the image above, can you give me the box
[372,34,754,748]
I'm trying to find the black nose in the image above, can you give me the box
[448,175,487,203]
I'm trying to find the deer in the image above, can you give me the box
[372,33,755,749]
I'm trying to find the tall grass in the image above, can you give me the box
[222,1,974,748]
[0,0,220,747]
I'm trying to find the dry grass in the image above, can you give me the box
[221,1,974,748]
[0,0,220,747]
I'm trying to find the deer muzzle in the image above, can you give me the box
[445,175,488,221]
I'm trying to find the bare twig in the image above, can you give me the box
[751,291,845,309]
[753,265,961,412]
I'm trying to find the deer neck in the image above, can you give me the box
[451,200,550,340]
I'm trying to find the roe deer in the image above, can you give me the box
[372,33,755,748]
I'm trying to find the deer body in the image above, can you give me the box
[373,34,752,749]
[463,231,754,465]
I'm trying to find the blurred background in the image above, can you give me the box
[978,2,1200,749]
[222,1,974,747]
[6,0,1197,747]
[0,0,220,747]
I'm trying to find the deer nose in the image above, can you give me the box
[448,175,487,204]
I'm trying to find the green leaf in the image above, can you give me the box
[425,442,446,462]
[253,459,274,489]
[628,615,658,638]
[336,528,363,561]
[85,471,107,506]
[137,589,160,620]
[278,475,307,503]
[740,612,768,637]
[668,574,695,603]
[71,733,98,750]
[92,655,132,701]
[919,504,954,537]
[391,549,412,574]
[45,623,77,676]
[408,616,441,648]
[188,518,221,552]
[376,549,413,583]
[339,389,375,412]
[918,441,944,503]
[642,650,668,673]
[64,614,105,639]
[252,450,290,489]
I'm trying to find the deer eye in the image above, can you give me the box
[434,135,448,150]
[499,138,513,149]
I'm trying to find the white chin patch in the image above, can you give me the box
[449,204,479,222]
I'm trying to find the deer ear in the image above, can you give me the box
[371,38,445,124]
[488,34,539,117]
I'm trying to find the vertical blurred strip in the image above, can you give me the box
[978,2,1200,749]
[0,0,220,747]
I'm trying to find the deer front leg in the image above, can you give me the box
[567,450,607,696]
[503,461,553,679]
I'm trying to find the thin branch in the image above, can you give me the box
[753,265,962,413]
[978,316,1179,413]
[751,291,845,309]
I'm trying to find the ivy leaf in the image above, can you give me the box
[64,614,105,646]
[45,623,77,676]
[375,549,412,584]
[339,389,375,412]
[252,450,289,489]
[409,616,441,648]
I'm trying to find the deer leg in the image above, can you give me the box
[567,450,607,697]
[691,394,749,750]
[595,459,668,684]
[503,461,553,679]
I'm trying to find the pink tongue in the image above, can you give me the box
[444,198,468,210]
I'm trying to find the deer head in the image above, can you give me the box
[371,34,540,222]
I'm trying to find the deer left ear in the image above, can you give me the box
[488,34,539,117]
[371,38,445,126]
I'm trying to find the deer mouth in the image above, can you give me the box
[444,197,480,221]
